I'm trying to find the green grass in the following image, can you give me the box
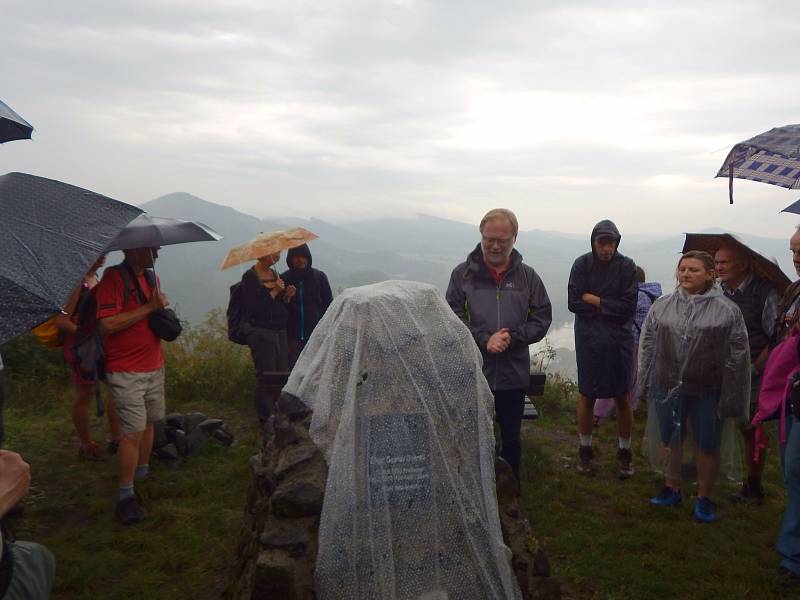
[3,383,260,600]
[521,382,800,599]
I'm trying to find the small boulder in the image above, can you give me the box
[271,481,324,518]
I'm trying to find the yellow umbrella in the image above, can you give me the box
[219,227,318,270]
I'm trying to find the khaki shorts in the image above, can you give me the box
[106,368,166,435]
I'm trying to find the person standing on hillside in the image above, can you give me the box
[568,219,638,479]
[446,208,552,482]
[57,255,122,461]
[96,246,170,525]
[240,252,294,427]
[281,244,333,367]
[593,265,662,423]
[714,244,780,504]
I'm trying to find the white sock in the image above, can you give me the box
[619,437,631,450]
[579,434,592,447]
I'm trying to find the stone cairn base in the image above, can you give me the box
[232,394,560,599]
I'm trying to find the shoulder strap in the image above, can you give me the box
[116,263,147,305]
[640,288,659,303]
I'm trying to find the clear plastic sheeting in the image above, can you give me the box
[283,280,521,600]
[637,284,750,482]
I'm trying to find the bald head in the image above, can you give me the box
[714,245,749,288]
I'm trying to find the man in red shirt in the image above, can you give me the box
[95,246,168,524]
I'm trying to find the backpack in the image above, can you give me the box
[72,265,136,380]
[227,282,247,345]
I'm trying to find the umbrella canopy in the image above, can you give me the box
[716,124,800,204]
[104,214,222,252]
[682,232,791,294]
[0,172,142,344]
[0,100,33,143]
[220,227,318,270]
[781,199,800,215]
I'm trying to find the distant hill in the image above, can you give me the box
[126,192,796,378]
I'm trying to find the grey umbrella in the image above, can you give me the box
[0,172,142,344]
[104,214,222,252]
[0,100,33,143]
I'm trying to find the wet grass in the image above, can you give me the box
[3,383,260,600]
[521,383,800,600]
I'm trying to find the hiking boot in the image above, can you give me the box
[107,439,120,455]
[78,441,105,461]
[577,445,594,475]
[730,479,765,505]
[617,448,634,480]
[693,496,717,523]
[115,497,148,525]
[649,486,682,507]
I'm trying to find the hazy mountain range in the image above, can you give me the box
[125,192,796,375]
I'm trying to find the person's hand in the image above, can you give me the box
[149,291,169,312]
[487,328,511,354]
[0,451,31,517]
[581,293,601,308]
[275,277,286,292]
[284,284,297,300]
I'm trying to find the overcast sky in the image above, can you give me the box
[3,0,800,237]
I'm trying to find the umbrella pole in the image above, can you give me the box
[149,248,161,295]
[729,164,734,204]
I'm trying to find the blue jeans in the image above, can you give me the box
[778,416,800,573]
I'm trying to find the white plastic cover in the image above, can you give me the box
[284,280,521,600]
[637,284,750,481]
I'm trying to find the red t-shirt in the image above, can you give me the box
[95,267,164,373]
[483,259,510,285]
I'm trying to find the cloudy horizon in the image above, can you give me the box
[3,1,800,237]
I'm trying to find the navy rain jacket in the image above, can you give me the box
[568,219,637,398]
[281,244,334,343]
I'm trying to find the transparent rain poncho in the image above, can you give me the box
[283,280,521,600]
[637,284,751,482]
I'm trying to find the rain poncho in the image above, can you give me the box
[283,280,521,600]
[638,284,751,478]
[568,220,638,398]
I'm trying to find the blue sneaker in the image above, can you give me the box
[649,486,682,507]
[693,497,717,523]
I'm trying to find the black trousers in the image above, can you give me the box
[247,328,288,424]
[494,388,526,480]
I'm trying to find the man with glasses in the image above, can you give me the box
[446,208,552,483]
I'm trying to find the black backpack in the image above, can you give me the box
[227,282,247,345]
[72,264,141,380]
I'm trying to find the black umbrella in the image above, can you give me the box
[0,172,142,344]
[781,199,800,215]
[682,232,791,294]
[0,100,33,143]
[104,214,222,252]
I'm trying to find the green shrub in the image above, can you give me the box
[163,308,254,407]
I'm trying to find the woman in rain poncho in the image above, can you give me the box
[638,251,750,523]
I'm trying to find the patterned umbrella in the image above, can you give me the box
[219,227,317,270]
[682,232,791,293]
[0,172,142,344]
[0,100,33,143]
[716,124,800,204]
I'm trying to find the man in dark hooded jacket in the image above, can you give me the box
[568,219,638,479]
[446,208,552,481]
[281,244,334,367]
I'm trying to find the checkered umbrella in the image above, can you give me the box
[716,124,800,204]
[0,100,33,143]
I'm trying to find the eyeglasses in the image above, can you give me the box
[481,235,514,247]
